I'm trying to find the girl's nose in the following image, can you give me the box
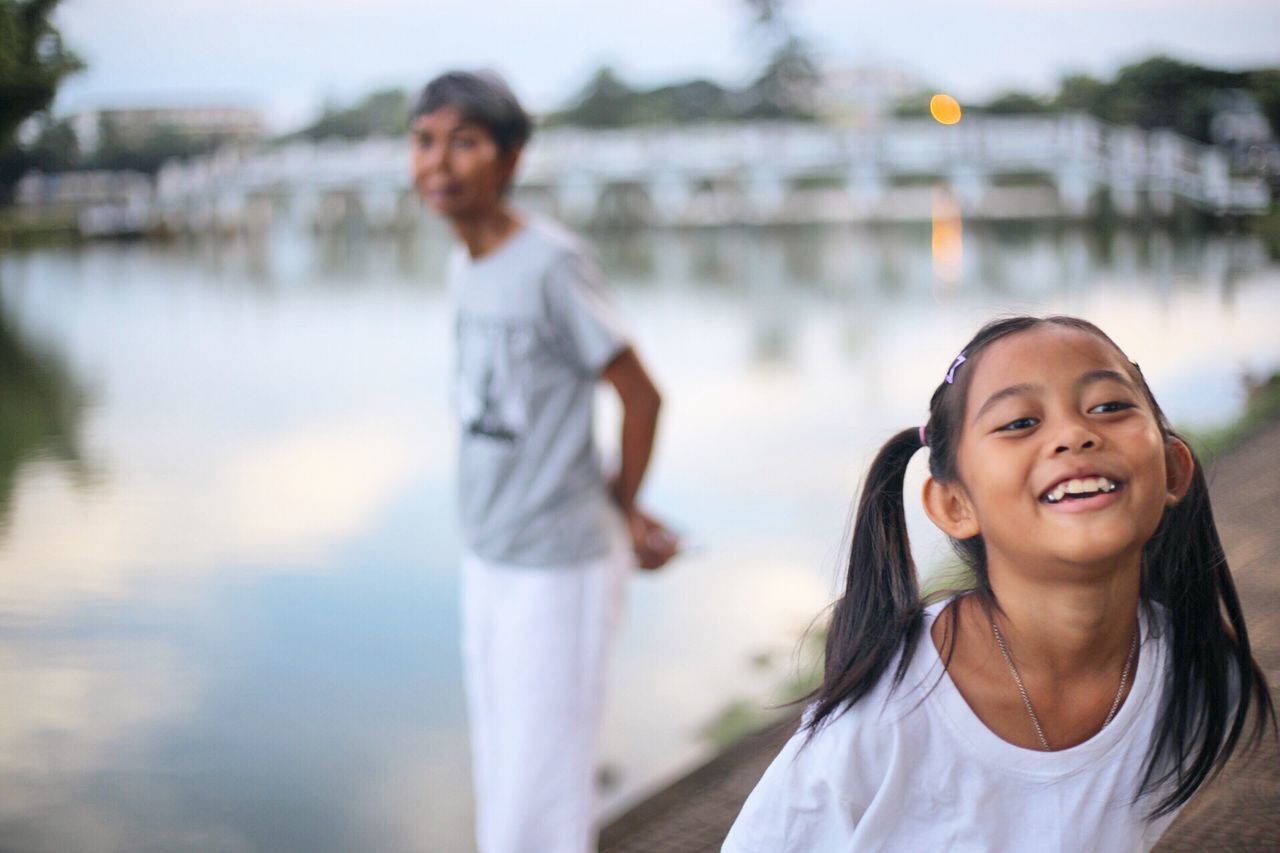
[1053,423,1100,454]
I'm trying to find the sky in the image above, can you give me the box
[51,0,1280,133]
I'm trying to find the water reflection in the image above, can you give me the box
[0,222,1277,852]
[0,298,90,532]
[101,219,1275,312]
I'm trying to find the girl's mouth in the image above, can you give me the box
[1040,476,1123,504]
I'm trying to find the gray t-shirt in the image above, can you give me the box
[449,215,629,566]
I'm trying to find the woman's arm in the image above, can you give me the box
[601,346,677,569]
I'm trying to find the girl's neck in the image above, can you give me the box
[935,563,1143,751]
[452,204,524,260]
[981,554,1141,679]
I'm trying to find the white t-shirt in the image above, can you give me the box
[723,600,1178,852]
[450,214,629,566]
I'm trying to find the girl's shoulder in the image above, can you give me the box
[722,606,953,853]
[799,603,951,765]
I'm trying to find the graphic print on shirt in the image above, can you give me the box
[456,319,533,446]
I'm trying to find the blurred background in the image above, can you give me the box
[2,1,1280,850]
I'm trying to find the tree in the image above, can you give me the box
[546,2,821,127]
[1108,56,1244,142]
[643,79,738,123]
[0,112,76,200]
[286,88,410,141]
[746,33,819,119]
[0,302,88,530]
[547,67,750,127]
[1048,59,1280,144]
[741,0,818,119]
[892,91,935,119]
[546,67,641,128]
[983,91,1050,115]
[0,0,83,145]
[23,114,76,169]
[1245,69,1280,139]
[82,118,218,174]
[1054,73,1115,120]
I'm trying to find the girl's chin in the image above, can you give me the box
[989,537,1146,579]
[1043,544,1145,575]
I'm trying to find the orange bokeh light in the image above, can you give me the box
[929,94,962,125]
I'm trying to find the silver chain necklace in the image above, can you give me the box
[990,620,1138,752]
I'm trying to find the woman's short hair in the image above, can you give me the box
[411,70,533,156]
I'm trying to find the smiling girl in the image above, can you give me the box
[723,315,1274,851]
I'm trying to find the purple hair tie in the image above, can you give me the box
[918,425,928,447]
[945,353,967,384]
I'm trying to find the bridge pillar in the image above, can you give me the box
[1148,130,1179,217]
[1199,148,1230,213]
[649,171,691,224]
[363,186,400,231]
[1106,127,1145,218]
[276,186,309,230]
[395,189,425,233]
[559,172,599,224]
[213,189,247,234]
[1054,167,1097,218]
[845,165,886,214]
[1109,182,1141,218]
[947,164,988,214]
[744,167,786,223]
[243,193,277,236]
[312,191,359,235]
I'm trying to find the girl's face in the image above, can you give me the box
[938,324,1189,577]
[411,106,517,222]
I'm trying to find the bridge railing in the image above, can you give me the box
[50,113,1271,230]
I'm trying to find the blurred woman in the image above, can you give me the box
[410,70,678,853]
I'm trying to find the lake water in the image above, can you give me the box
[1,219,1278,852]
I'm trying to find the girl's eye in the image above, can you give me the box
[454,136,478,149]
[997,416,1038,432]
[1089,401,1135,414]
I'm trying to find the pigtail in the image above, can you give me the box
[1140,441,1276,816]
[804,427,927,736]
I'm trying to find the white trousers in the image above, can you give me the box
[461,540,629,853]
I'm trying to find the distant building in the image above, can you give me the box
[15,170,154,237]
[72,105,265,152]
[814,64,925,126]
[1210,89,1279,183]
[1211,90,1273,151]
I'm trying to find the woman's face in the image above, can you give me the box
[411,105,517,222]
[947,325,1182,578]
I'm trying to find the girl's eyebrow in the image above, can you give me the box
[971,368,1137,424]
[972,382,1038,423]
[1076,368,1136,393]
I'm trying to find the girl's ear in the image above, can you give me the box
[1164,436,1195,506]
[922,476,981,539]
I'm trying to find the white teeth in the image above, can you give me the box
[1043,476,1118,503]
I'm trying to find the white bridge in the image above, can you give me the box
[21,113,1273,234]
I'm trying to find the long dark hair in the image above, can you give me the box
[806,314,1274,817]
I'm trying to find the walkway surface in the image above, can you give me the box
[600,419,1280,852]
